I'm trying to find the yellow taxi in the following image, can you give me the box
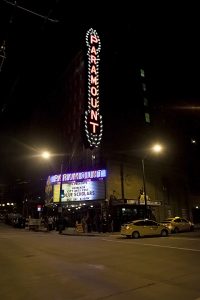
[120,219,169,239]
[160,217,194,233]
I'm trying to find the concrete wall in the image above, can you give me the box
[106,157,190,221]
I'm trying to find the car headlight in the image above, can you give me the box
[126,226,130,230]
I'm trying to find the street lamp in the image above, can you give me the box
[41,151,52,187]
[58,160,63,209]
[41,151,51,159]
[0,40,6,72]
[141,144,163,218]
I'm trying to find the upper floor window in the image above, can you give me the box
[142,83,146,91]
[140,69,145,77]
[145,113,150,123]
[144,97,148,106]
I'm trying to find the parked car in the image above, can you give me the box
[160,217,194,233]
[121,219,169,239]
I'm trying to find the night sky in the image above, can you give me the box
[0,1,200,183]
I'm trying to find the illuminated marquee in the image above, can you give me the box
[85,28,103,148]
[50,169,107,184]
[53,180,105,202]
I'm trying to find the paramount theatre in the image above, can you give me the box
[45,28,193,230]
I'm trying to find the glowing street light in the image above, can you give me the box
[41,151,51,159]
[152,144,163,153]
[142,143,163,218]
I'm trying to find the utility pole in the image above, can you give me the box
[58,161,63,233]
[141,158,148,218]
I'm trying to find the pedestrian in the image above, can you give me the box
[107,214,113,232]
[58,215,65,234]
[94,214,101,233]
[86,214,92,233]
[81,216,87,233]
[47,216,53,231]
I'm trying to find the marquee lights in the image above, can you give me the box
[50,169,107,184]
[53,180,105,202]
[85,28,103,148]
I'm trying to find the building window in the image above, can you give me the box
[142,83,146,91]
[140,69,145,77]
[144,97,148,106]
[145,112,150,123]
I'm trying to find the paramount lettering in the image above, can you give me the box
[91,110,98,120]
[90,121,99,133]
[50,169,106,183]
[91,86,97,96]
[91,98,98,108]
[91,65,97,74]
[85,28,103,147]
[91,75,97,85]
[91,46,96,54]
[91,55,96,64]
[90,34,98,44]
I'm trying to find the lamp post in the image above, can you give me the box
[59,161,63,204]
[141,158,148,218]
[0,40,6,72]
[57,160,64,233]
[141,144,163,218]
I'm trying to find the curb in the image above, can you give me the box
[61,231,120,237]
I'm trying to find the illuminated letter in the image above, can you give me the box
[63,174,67,182]
[90,34,98,44]
[92,171,97,178]
[91,75,97,85]
[74,173,79,180]
[91,65,97,74]
[91,97,98,108]
[69,174,73,180]
[55,175,59,182]
[91,46,97,55]
[90,122,99,133]
[91,55,96,64]
[91,110,98,121]
[91,86,97,96]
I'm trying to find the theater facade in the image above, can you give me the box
[43,27,196,228]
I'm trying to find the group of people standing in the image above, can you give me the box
[80,214,113,233]
[43,215,67,232]
[42,213,114,234]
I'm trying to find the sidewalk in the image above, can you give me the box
[59,227,120,237]
[25,225,120,236]
[194,223,200,230]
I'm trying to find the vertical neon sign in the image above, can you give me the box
[85,28,103,148]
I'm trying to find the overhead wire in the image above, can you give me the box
[2,0,59,23]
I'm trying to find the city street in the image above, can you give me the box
[1,223,200,300]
